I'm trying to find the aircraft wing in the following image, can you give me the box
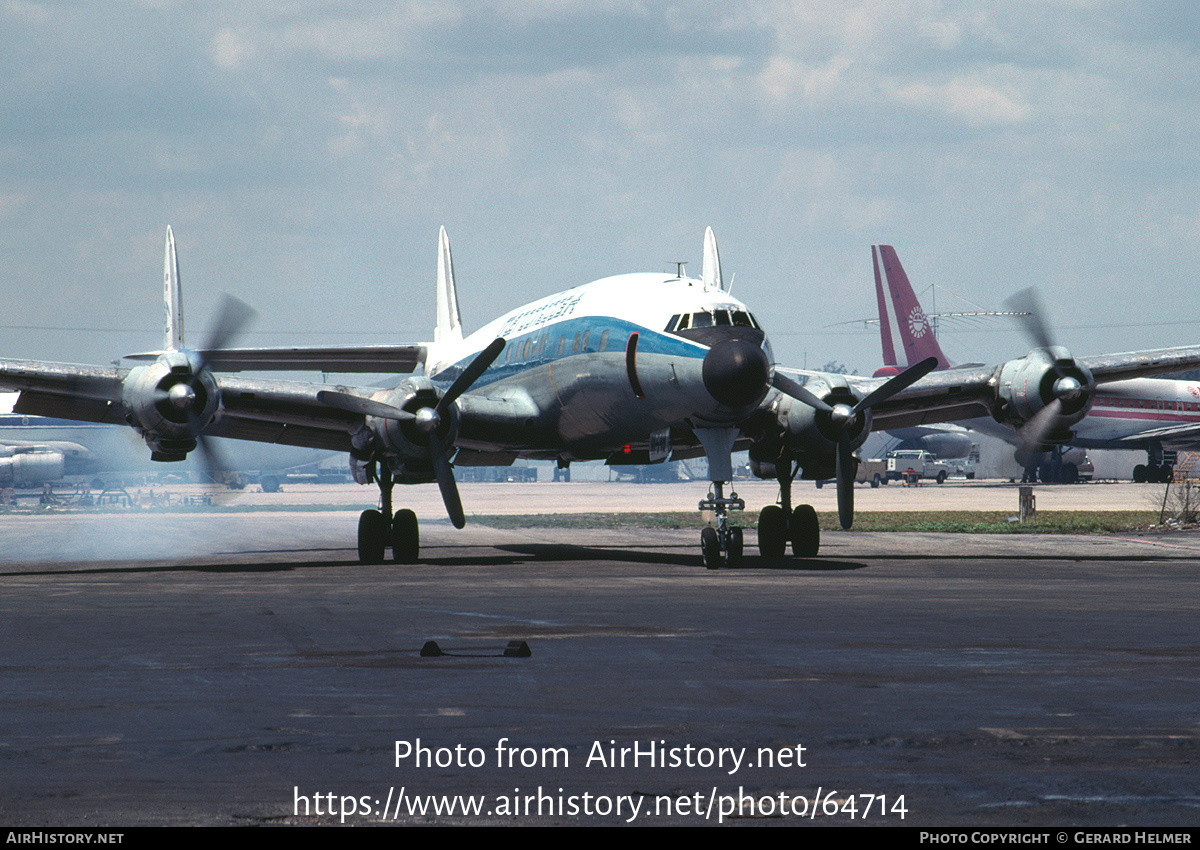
[122,344,427,373]
[853,365,998,429]
[776,364,999,430]
[200,375,370,452]
[1079,421,1200,451]
[2,360,127,424]
[0,359,370,453]
[1082,347,1200,383]
[790,343,1200,431]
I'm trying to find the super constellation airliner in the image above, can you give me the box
[4,226,1200,567]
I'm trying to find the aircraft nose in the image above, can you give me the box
[702,338,770,408]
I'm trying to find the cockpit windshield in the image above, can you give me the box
[665,310,760,332]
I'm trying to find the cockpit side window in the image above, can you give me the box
[665,314,681,332]
[691,311,714,328]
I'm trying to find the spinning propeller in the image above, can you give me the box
[1004,288,1093,451]
[318,337,507,528]
[773,356,938,530]
[150,294,257,484]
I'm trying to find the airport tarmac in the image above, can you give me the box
[2,481,1198,826]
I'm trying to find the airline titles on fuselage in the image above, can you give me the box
[499,292,586,339]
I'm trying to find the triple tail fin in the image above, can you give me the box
[873,245,951,371]
[435,226,464,344]
[163,226,184,352]
[701,226,723,291]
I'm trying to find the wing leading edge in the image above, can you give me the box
[122,344,426,374]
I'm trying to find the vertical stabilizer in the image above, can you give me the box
[701,226,723,291]
[877,245,951,370]
[435,226,463,343]
[872,246,897,368]
[163,226,184,351]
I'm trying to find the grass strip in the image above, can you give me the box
[469,510,1162,534]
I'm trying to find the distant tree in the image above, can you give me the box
[820,360,859,376]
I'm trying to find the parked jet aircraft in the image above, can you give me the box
[0,389,332,492]
[4,226,1200,567]
[871,244,1200,482]
[0,396,99,488]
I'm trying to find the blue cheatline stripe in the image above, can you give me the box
[430,316,707,389]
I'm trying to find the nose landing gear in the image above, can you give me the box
[698,482,745,569]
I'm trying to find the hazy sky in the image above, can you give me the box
[3,1,1199,375]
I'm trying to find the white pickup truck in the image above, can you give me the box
[885,450,950,484]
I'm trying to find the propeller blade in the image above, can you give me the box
[1005,288,1053,354]
[317,390,416,421]
[423,336,504,529]
[853,356,938,412]
[437,337,506,416]
[772,372,833,413]
[429,434,466,529]
[1018,397,1065,452]
[1005,286,1078,382]
[836,437,855,530]
[195,434,231,488]
[196,294,257,372]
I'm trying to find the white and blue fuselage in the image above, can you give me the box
[423,272,774,462]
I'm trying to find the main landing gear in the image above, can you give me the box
[1133,463,1174,484]
[1134,446,1175,483]
[357,467,420,564]
[756,468,819,558]
[698,482,745,569]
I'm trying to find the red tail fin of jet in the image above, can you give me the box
[873,245,898,376]
[872,245,952,374]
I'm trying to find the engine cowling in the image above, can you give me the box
[0,448,65,487]
[120,350,222,461]
[753,374,872,480]
[993,346,1095,447]
[360,377,461,484]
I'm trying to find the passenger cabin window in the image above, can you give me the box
[581,330,590,352]
[599,329,609,351]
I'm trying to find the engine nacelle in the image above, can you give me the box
[993,346,1095,446]
[363,377,460,484]
[0,448,65,487]
[120,351,222,461]
[752,374,872,480]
